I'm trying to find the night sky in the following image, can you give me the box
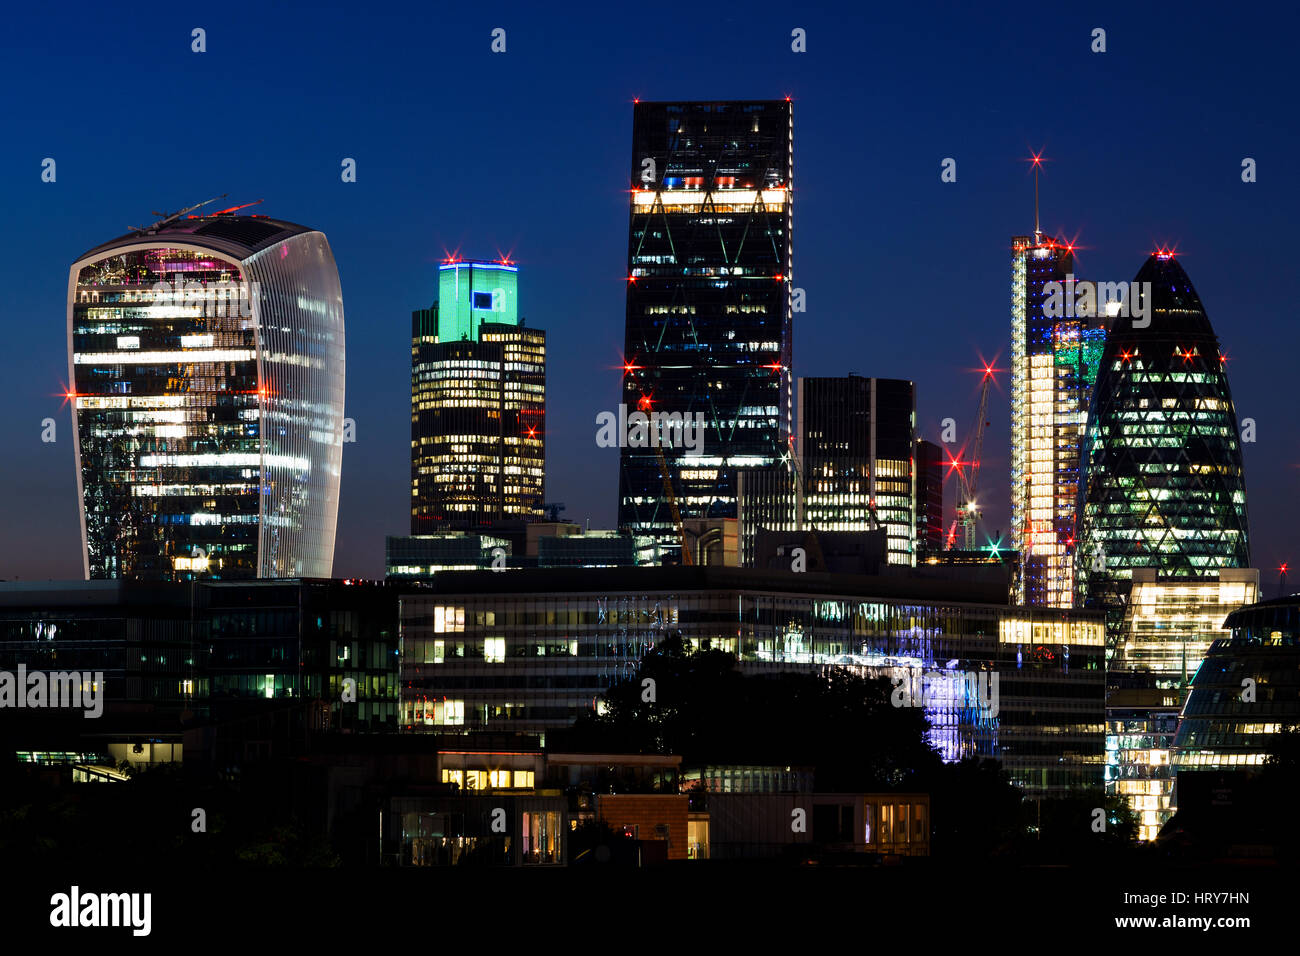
[2,1,1295,589]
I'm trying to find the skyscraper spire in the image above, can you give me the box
[1010,149,1092,609]
[1030,150,1044,238]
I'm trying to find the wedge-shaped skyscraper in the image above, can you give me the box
[67,213,346,580]
[619,100,793,557]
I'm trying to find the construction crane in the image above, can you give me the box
[128,194,228,235]
[948,362,995,550]
[655,443,694,566]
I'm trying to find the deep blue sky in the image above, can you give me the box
[2,1,1295,589]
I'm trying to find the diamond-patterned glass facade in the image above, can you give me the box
[618,101,792,556]
[1075,254,1249,624]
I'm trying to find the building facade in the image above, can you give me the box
[67,214,346,580]
[915,438,945,556]
[1076,253,1250,626]
[737,376,918,568]
[0,579,400,767]
[1114,569,1259,685]
[799,377,915,566]
[398,566,1106,798]
[1173,596,1300,775]
[736,463,799,568]
[1106,683,1182,842]
[618,100,793,555]
[386,528,644,578]
[411,261,545,532]
[1010,231,1099,608]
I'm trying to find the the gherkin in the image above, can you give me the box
[1076,253,1250,628]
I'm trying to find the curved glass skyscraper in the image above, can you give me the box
[67,213,346,580]
[1076,252,1249,618]
[1173,596,1300,772]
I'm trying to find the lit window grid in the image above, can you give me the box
[1011,240,1087,607]
[69,240,345,580]
[399,588,1104,799]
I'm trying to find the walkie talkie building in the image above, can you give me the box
[67,212,346,581]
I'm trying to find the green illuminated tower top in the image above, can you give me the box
[437,260,519,341]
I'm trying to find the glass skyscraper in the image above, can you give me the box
[1080,254,1254,842]
[619,100,793,556]
[67,214,345,580]
[736,377,917,568]
[410,260,545,532]
[1076,252,1250,622]
[1173,596,1300,774]
[799,376,916,565]
[1010,231,1101,607]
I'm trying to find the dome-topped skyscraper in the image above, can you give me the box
[1076,252,1250,622]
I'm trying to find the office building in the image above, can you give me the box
[1009,226,1103,607]
[411,260,545,532]
[1114,569,1259,684]
[737,376,918,568]
[736,463,799,568]
[67,212,346,580]
[385,525,645,578]
[915,438,945,555]
[398,566,1106,798]
[1076,252,1250,626]
[1106,682,1182,841]
[800,377,915,565]
[619,100,793,555]
[0,579,400,769]
[1173,595,1300,774]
